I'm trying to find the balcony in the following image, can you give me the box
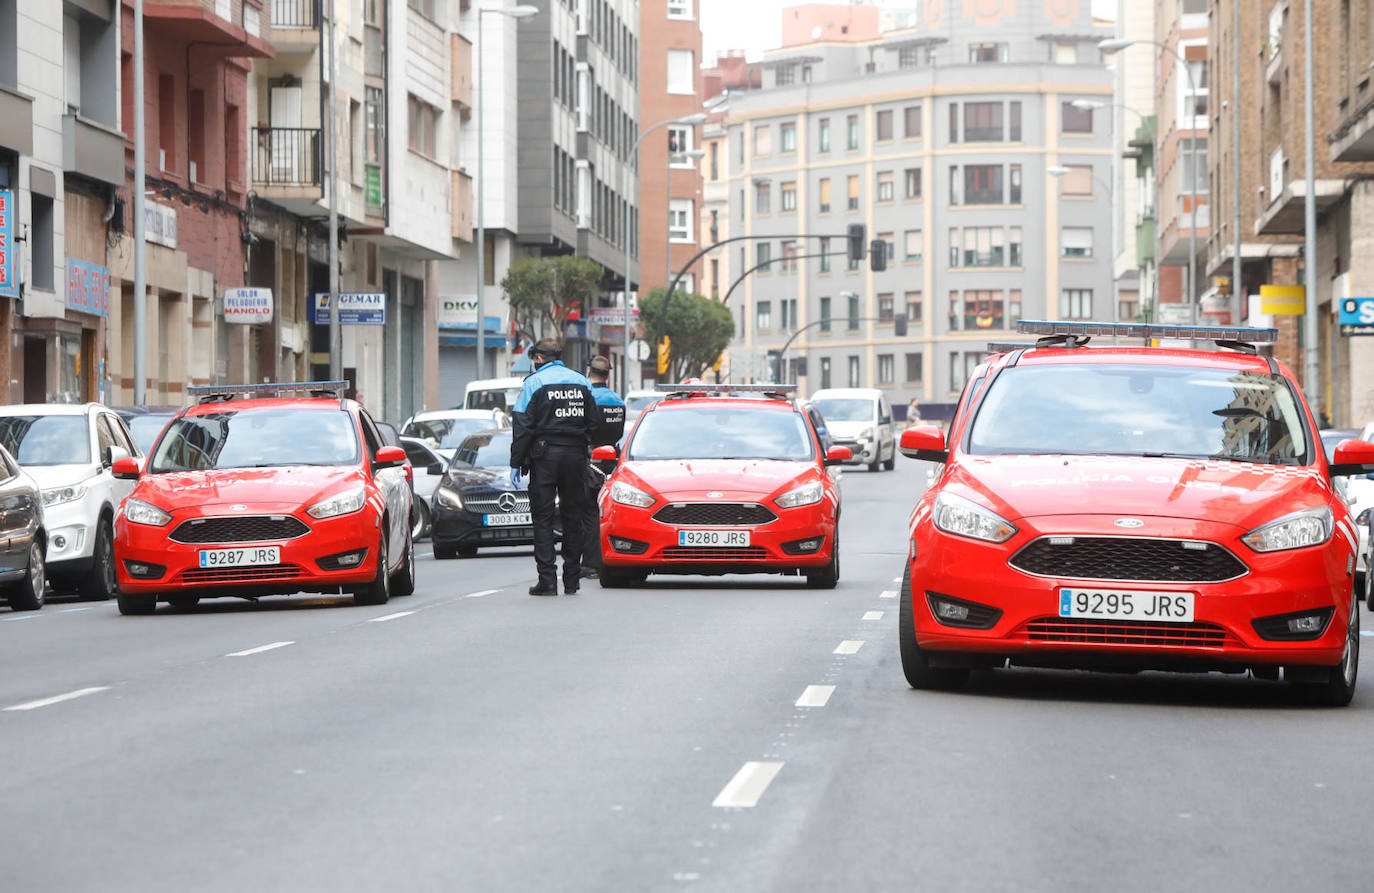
[63,114,124,185]
[1330,97,1374,162]
[250,126,322,213]
[0,85,33,156]
[145,0,274,58]
[1254,176,1344,234]
[268,0,320,54]
[452,34,472,112]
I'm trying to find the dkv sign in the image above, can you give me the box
[437,296,480,328]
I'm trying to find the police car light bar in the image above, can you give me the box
[986,341,1039,354]
[1016,321,1278,345]
[189,380,351,404]
[654,383,798,400]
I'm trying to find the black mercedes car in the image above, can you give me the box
[430,429,559,559]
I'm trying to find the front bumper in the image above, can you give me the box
[42,494,104,572]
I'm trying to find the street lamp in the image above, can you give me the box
[666,147,705,286]
[474,3,538,381]
[1099,37,1201,326]
[622,111,708,394]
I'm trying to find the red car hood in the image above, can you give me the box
[621,459,813,500]
[133,466,367,514]
[948,455,1332,530]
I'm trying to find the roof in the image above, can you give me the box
[0,403,97,416]
[653,396,796,413]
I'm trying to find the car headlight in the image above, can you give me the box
[434,485,462,510]
[42,484,87,508]
[610,481,655,508]
[777,480,823,508]
[1357,508,1371,527]
[1242,506,1332,553]
[307,487,367,520]
[124,498,171,527]
[932,491,1017,543]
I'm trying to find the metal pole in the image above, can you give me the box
[133,0,146,405]
[1302,0,1320,406]
[327,0,341,381]
[622,157,633,394]
[1183,55,1198,325]
[475,9,486,381]
[1232,0,1242,325]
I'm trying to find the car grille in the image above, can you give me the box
[653,503,777,526]
[1009,536,1247,583]
[462,492,531,514]
[170,516,310,545]
[660,546,769,561]
[179,564,303,584]
[1025,618,1229,648]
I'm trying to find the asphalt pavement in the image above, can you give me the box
[2,460,1369,892]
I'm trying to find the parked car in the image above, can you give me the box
[0,443,47,611]
[1329,428,1374,603]
[400,435,447,540]
[430,428,555,559]
[402,408,508,462]
[112,406,181,456]
[0,404,138,600]
[624,389,664,422]
[808,388,896,471]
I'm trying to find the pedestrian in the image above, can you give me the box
[906,397,922,428]
[510,339,596,596]
[581,355,626,579]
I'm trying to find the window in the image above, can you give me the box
[737,189,744,221]
[848,356,861,388]
[847,294,860,330]
[963,165,1004,204]
[1062,226,1093,258]
[898,46,922,69]
[667,49,695,94]
[669,199,694,242]
[818,178,832,213]
[30,191,53,291]
[756,241,771,269]
[903,105,921,138]
[785,299,798,330]
[755,181,771,213]
[1009,101,1021,141]
[947,291,961,331]
[780,240,799,272]
[757,301,772,331]
[970,42,1007,63]
[158,74,176,170]
[407,94,438,158]
[960,227,1005,267]
[818,118,831,153]
[904,167,921,199]
[735,130,744,165]
[876,171,894,202]
[903,229,923,261]
[905,291,923,325]
[1062,101,1093,134]
[1009,164,1021,203]
[1009,227,1023,266]
[875,109,894,141]
[1180,138,1208,193]
[1054,42,1077,64]
[753,125,771,156]
[667,0,690,19]
[963,102,1003,141]
[801,64,813,83]
[779,297,791,329]
[819,238,832,273]
[407,0,434,18]
[776,64,796,86]
[878,233,895,263]
[366,87,384,164]
[668,124,692,157]
[187,89,206,181]
[1182,58,1208,118]
[965,290,1004,329]
[1060,288,1093,319]
[820,357,832,389]
[905,352,923,384]
[846,114,859,150]
[781,181,797,212]
[820,296,832,332]
[878,294,894,322]
[1009,289,1022,324]
[847,175,859,211]
[780,122,796,153]
[1059,165,1092,196]
[1119,298,1140,321]
[948,103,959,142]
[878,354,894,384]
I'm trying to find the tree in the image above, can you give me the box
[500,256,603,343]
[638,287,734,382]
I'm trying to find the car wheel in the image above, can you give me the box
[457,545,479,559]
[411,500,432,542]
[1297,594,1358,707]
[117,590,157,615]
[79,518,118,601]
[898,564,969,690]
[6,539,46,611]
[807,532,840,589]
[354,530,391,606]
[392,526,417,597]
[433,542,458,560]
[167,595,200,610]
[882,453,895,471]
[868,456,881,472]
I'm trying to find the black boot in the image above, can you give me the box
[528,581,558,596]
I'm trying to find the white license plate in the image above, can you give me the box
[485,513,531,527]
[198,546,280,568]
[1058,588,1195,622]
[678,529,751,547]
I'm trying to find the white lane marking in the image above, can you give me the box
[879,590,898,599]
[712,761,784,808]
[1361,631,1374,638]
[1,614,40,622]
[59,607,92,613]
[368,611,415,623]
[795,685,835,707]
[833,640,864,655]
[863,610,885,620]
[892,576,902,583]
[5,686,109,711]
[225,641,295,658]
[464,589,500,598]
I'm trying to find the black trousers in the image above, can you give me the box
[582,465,607,570]
[529,444,589,585]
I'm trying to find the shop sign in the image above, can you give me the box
[145,201,178,249]
[365,164,383,207]
[588,307,640,327]
[1338,297,1374,336]
[437,296,479,327]
[312,292,386,325]
[223,287,274,325]
[66,259,111,317]
[0,190,16,298]
[1260,284,1305,316]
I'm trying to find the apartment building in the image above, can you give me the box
[725,1,1112,415]
[1111,0,1153,322]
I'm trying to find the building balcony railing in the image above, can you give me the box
[146,0,273,57]
[271,0,318,28]
[251,127,321,188]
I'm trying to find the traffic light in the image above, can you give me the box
[656,336,670,374]
[712,353,723,372]
[847,223,866,262]
[869,239,887,272]
[894,313,907,337]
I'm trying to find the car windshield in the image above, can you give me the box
[466,387,523,412]
[0,415,91,465]
[628,407,814,461]
[404,417,497,450]
[968,363,1310,465]
[625,395,663,413]
[148,408,360,472]
[126,414,175,454]
[451,431,514,470]
[813,398,874,422]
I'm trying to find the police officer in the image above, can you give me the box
[510,339,596,596]
[581,356,626,578]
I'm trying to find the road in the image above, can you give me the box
[2,459,1369,892]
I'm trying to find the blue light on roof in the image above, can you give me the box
[1016,321,1278,344]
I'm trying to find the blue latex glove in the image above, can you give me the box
[509,467,527,489]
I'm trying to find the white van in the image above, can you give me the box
[463,377,526,413]
[808,388,896,471]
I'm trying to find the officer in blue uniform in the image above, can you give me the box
[581,355,626,578]
[510,339,597,595]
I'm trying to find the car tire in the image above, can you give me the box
[868,456,881,472]
[392,526,417,597]
[411,500,432,542]
[882,453,895,471]
[167,595,200,610]
[899,564,970,690]
[433,542,457,560]
[1296,594,1358,707]
[79,517,118,601]
[354,530,391,606]
[6,539,46,611]
[457,545,479,559]
[117,590,157,615]
[807,532,840,589]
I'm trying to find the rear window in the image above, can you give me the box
[149,408,360,472]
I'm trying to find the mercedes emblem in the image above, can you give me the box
[497,493,518,512]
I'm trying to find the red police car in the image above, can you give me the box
[595,384,851,588]
[900,322,1374,705]
[112,382,415,614]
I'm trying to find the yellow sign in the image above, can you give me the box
[1260,284,1305,315]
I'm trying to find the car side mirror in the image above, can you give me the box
[591,445,619,462]
[1329,439,1374,477]
[105,445,130,468]
[900,425,948,463]
[111,456,141,481]
[824,445,853,466]
[373,445,407,470]
[426,461,444,475]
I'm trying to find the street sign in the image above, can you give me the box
[312,292,386,325]
[1155,302,1191,325]
[223,287,273,325]
[437,296,479,327]
[1260,284,1305,315]
[0,190,16,298]
[365,164,383,207]
[629,340,650,362]
[1338,297,1374,336]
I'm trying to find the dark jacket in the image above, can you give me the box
[588,383,626,447]
[510,360,596,469]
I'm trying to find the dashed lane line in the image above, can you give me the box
[712,761,784,808]
[59,607,92,613]
[368,611,415,623]
[833,640,864,655]
[795,685,835,707]
[891,576,902,583]
[1,614,40,622]
[464,589,501,598]
[879,590,898,599]
[863,610,885,620]
[4,686,109,712]
[225,641,295,658]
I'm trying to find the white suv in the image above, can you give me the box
[0,405,139,599]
